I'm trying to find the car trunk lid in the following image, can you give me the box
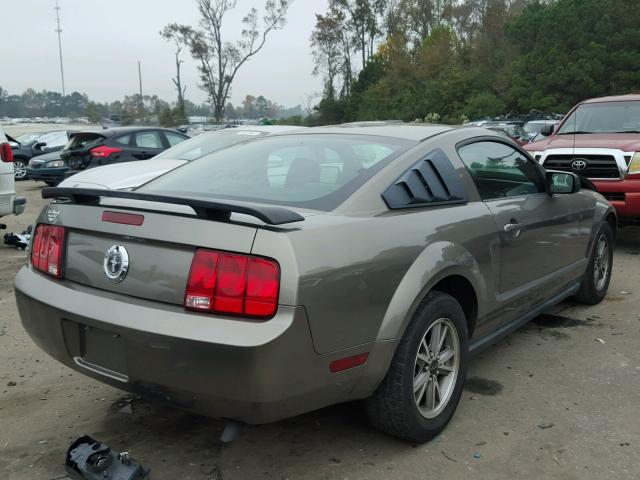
[60,132,106,170]
[57,202,260,306]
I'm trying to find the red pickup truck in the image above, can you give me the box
[525,94,640,225]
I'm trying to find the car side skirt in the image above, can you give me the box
[468,281,581,355]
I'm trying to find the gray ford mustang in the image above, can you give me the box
[15,125,615,442]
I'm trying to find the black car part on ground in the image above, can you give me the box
[65,435,149,480]
[4,225,32,250]
[42,187,306,225]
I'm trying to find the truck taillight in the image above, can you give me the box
[31,224,66,279]
[90,145,122,158]
[0,142,13,162]
[185,249,280,319]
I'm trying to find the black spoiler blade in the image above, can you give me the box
[41,187,305,225]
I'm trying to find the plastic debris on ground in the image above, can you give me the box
[3,225,32,250]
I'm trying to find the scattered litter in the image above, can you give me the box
[3,226,32,250]
[473,452,482,459]
[328,457,342,464]
[38,440,48,444]
[475,441,487,446]
[6,381,16,387]
[118,401,133,415]
[538,422,554,429]
[620,291,631,295]
[552,456,561,465]
[65,435,149,480]
[441,451,457,462]
[594,337,606,344]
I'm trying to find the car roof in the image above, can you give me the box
[81,126,184,137]
[582,94,640,104]
[231,125,307,133]
[282,124,454,141]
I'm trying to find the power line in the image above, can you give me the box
[54,0,66,98]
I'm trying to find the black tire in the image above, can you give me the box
[13,159,28,181]
[573,222,614,305]
[365,291,469,443]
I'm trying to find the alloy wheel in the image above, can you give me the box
[14,161,27,180]
[593,234,610,291]
[413,317,460,419]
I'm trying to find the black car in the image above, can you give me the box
[8,130,77,180]
[59,126,188,173]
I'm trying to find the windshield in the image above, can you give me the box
[139,134,411,211]
[557,101,640,134]
[523,123,544,134]
[154,130,269,161]
[15,133,43,145]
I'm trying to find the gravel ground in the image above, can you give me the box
[1,180,639,480]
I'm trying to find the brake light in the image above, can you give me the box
[0,142,13,162]
[102,211,144,226]
[185,249,280,319]
[90,145,122,158]
[31,224,66,279]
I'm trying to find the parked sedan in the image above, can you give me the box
[16,125,615,442]
[59,125,305,190]
[8,130,77,180]
[41,127,190,184]
[26,150,71,186]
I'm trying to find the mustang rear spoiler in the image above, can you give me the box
[41,187,305,225]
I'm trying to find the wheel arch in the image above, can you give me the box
[376,241,486,343]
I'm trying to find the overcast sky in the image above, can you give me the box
[2,0,328,108]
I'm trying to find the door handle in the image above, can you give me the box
[503,222,522,238]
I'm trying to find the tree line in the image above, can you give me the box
[0,86,294,125]
[309,0,640,125]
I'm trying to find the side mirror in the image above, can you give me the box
[547,171,580,194]
[33,142,47,151]
[540,124,555,137]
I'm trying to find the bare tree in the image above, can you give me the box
[166,0,291,123]
[160,24,191,120]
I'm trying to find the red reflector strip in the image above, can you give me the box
[329,353,369,373]
[102,211,145,226]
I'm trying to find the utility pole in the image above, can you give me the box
[54,0,66,98]
[138,61,144,118]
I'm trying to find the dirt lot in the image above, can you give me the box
[1,180,639,480]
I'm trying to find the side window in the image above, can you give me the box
[165,132,186,147]
[458,141,545,200]
[134,131,163,149]
[113,134,131,146]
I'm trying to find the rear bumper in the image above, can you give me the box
[593,178,640,222]
[27,166,68,182]
[14,266,394,424]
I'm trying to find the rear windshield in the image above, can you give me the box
[64,132,105,150]
[557,100,640,134]
[154,130,269,161]
[139,134,411,211]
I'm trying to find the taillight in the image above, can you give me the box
[90,145,123,158]
[31,224,66,279]
[0,142,13,162]
[185,249,280,319]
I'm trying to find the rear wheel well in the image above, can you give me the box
[431,275,477,337]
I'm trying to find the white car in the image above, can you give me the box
[59,125,306,190]
[0,126,26,223]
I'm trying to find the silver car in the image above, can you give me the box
[15,125,615,442]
